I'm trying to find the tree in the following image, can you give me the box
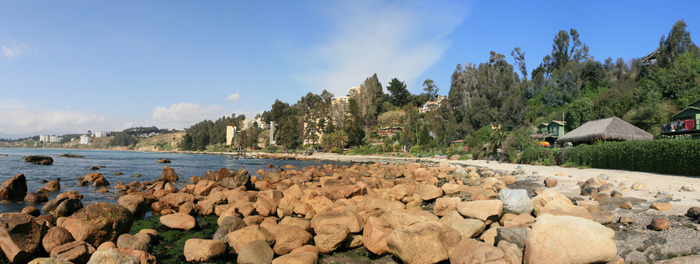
[565,97,594,130]
[345,98,365,146]
[657,19,699,68]
[387,78,410,107]
[543,29,589,73]
[422,79,439,99]
[109,131,137,147]
[511,47,527,81]
[276,116,300,149]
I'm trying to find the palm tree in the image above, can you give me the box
[488,129,510,161]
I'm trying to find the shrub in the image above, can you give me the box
[517,145,558,166]
[563,139,700,176]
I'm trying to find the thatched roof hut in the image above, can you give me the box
[556,117,653,145]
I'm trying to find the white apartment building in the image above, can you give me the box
[79,135,91,145]
[94,131,108,138]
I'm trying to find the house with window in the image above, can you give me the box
[661,99,700,139]
[529,121,565,145]
[419,95,447,113]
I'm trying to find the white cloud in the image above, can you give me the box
[226,93,241,101]
[1,40,31,59]
[297,0,473,96]
[0,100,108,135]
[151,102,224,129]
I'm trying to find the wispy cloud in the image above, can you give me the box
[151,102,224,129]
[0,100,107,135]
[226,93,241,102]
[297,0,473,96]
[1,39,32,59]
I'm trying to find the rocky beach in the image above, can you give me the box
[2,153,700,264]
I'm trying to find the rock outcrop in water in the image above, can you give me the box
[0,173,27,200]
[22,155,53,165]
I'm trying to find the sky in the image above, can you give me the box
[0,0,698,138]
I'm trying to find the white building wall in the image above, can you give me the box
[79,135,91,145]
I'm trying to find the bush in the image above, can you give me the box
[563,140,700,176]
[517,145,558,166]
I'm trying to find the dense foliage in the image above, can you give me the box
[563,139,700,176]
[179,20,700,160]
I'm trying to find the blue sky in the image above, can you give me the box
[0,0,697,137]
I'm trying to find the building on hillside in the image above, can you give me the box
[241,117,267,130]
[378,127,403,137]
[641,49,659,66]
[39,135,49,142]
[39,135,62,143]
[556,117,653,146]
[419,95,447,113]
[269,121,276,146]
[94,131,108,138]
[302,119,325,145]
[79,135,91,145]
[530,121,565,145]
[660,99,700,139]
[226,126,236,146]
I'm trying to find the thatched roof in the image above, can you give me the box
[556,117,653,145]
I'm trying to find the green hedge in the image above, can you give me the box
[563,139,700,176]
[517,146,558,166]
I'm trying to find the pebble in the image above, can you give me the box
[650,218,670,231]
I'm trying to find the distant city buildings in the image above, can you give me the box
[79,135,91,145]
[93,131,108,138]
[39,135,63,143]
[241,117,267,130]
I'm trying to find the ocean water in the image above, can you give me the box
[0,148,350,214]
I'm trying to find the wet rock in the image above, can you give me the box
[160,213,196,230]
[497,189,533,215]
[43,180,61,192]
[58,202,134,248]
[161,166,178,182]
[183,239,226,262]
[0,173,28,200]
[23,155,54,165]
[0,213,45,263]
[386,220,461,264]
[524,214,617,264]
[157,159,171,164]
[24,192,48,204]
[650,218,670,231]
[49,240,95,264]
[118,193,151,217]
[213,216,247,241]
[21,206,41,217]
[54,198,83,217]
[42,226,75,254]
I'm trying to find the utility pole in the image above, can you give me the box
[562,111,566,134]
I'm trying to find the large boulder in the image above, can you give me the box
[386,220,461,264]
[160,213,196,230]
[225,225,275,254]
[414,184,443,200]
[457,200,504,222]
[449,238,507,264]
[42,226,75,254]
[0,213,45,263]
[183,239,227,262]
[116,233,149,252]
[449,219,486,239]
[160,193,194,208]
[0,173,28,200]
[433,197,461,217]
[313,224,350,254]
[53,198,83,218]
[43,180,61,192]
[311,209,364,233]
[273,225,312,255]
[22,155,53,165]
[24,192,49,204]
[86,248,140,264]
[58,202,134,247]
[497,189,533,215]
[220,169,251,189]
[524,214,617,264]
[194,180,218,196]
[237,239,274,264]
[49,240,95,264]
[161,166,178,182]
[362,216,393,255]
[213,216,247,241]
[118,193,150,217]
